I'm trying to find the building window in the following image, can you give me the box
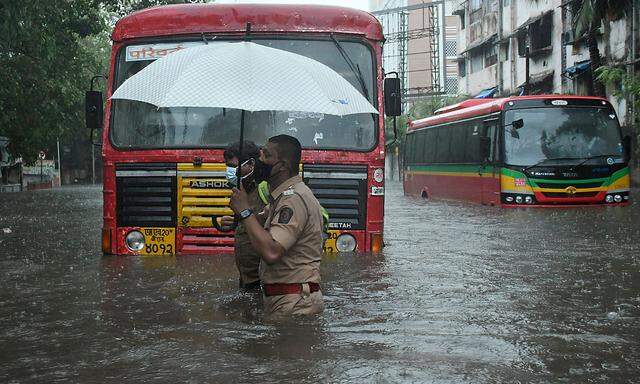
[459,60,467,78]
[484,43,498,67]
[517,12,553,57]
[445,77,459,95]
[470,52,483,73]
[445,40,458,57]
[531,13,553,52]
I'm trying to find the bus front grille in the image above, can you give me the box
[176,163,235,253]
[535,181,604,189]
[303,164,367,230]
[542,191,599,198]
[116,163,176,227]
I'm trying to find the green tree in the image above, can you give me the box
[0,0,206,165]
[0,1,108,162]
[597,66,640,160]
[572,0,632,97]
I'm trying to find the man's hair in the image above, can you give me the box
[269,135,301,175]
[223,141,260,163]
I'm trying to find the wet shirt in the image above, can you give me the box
[234,185,265,285]
[259,175,323,284]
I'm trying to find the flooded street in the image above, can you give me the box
[1,182,639,383]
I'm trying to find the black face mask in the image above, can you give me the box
[255,159,281,183]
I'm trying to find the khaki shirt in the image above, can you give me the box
[234,185,265,286]
[259,175,323,284]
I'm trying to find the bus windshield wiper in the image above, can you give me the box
[569,154,619,171]
[522,157,584,173]
[330,34,369,100]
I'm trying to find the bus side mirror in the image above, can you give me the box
[623,135,632,160]
[480,136,491,160]
[511,118,524,130]
[85,90,103,130]
[384,77,401,117]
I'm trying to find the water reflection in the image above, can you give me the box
[0,184,639,382]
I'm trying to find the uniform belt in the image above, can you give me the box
[262,282,321,297]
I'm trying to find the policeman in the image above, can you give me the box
[222,141,265,291]
[226,135,324,317]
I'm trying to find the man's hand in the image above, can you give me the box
[230,187,250,214]
[219,215,235,227]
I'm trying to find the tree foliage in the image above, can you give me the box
[571,0,632,97]
[0,0,205,164]
[0,1,109,162]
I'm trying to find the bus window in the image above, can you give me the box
[464,121,482,163]
[415,131,426,164]
[424,129,436,163]
[483,119,498,162]
[434,127,450,163]
[405,134,415,165]
[450,125,466,163]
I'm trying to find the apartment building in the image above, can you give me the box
[454,0,639,125]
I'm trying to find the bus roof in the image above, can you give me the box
[112,3,384,42]
[407,95,609,132]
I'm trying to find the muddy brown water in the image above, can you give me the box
[1,183,639,383]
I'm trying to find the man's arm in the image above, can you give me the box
[240,215,285,264]
[229,187,284,264]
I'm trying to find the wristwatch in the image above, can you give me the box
[238,208,253,221]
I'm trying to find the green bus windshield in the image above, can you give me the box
[504,107,624,167]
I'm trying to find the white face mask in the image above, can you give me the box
[226,159,253,188]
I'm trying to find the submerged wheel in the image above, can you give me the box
[421,190,429,200]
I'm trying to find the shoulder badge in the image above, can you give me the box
[278,207,293,224]
[283,189,295,196]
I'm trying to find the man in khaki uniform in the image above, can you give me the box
[223,141,265,290]
[225,135,324,317]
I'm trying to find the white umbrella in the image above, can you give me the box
[110,41,378,116]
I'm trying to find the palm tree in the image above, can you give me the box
[572,0,632,97]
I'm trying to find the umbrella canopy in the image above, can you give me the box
[110,41,378,116]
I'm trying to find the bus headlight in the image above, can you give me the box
[515,196,523,204]
[525,196,533,204]
[336,233,357,252]
[125,230,145,251]
[373,168,384,183]
[505,196,514,203]
[606,195,614,203]
[614,194,622,203]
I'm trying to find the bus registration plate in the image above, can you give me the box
[322,230,340,253]
[140,228,175,256]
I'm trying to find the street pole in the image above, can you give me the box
[57,138,61,186]
[40,158,43,182]
[524,46,530,95]
[92,143,95,185]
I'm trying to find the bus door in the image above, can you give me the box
[480,118,500,205]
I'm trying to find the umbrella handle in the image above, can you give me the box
[212,216,238,232]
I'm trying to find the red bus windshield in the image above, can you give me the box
[110,38,376,151]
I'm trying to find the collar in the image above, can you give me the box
[270,174,303,199]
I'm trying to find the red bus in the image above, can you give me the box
[403,95,631,207]
[89,4,397,256]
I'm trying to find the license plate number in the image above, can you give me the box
[322,230,340,253]
[140,228,175,256]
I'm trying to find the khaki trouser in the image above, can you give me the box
[263,284,324,318]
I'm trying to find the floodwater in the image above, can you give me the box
[1,182,639,383]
